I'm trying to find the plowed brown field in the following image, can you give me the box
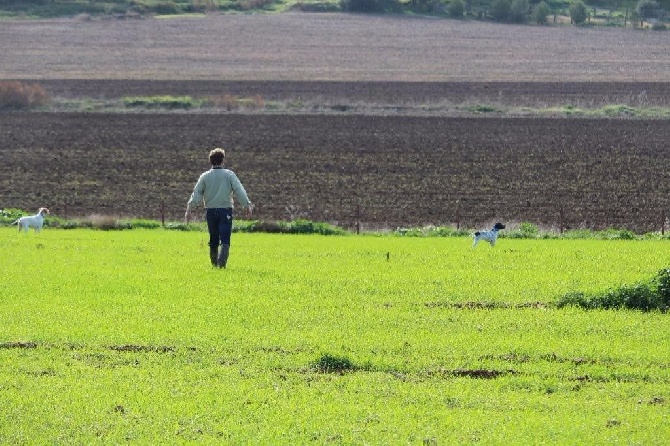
[2,14,669,232]
[3,111,669,232]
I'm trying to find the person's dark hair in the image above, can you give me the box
[209,148,225,166]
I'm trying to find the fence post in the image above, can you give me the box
[161,200,165,227]
[559,206,564,234]
[356,203,360,235]
[455,199,461,230]
[662,210,666,236]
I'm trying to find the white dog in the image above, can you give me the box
[13,208,49,233]
[473,222,505,247]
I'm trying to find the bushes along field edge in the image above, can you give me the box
[0,209,345,234]
[0,81,49,110]
[6,82,670,117]
[2,209,669,239]
[1,0,666,31]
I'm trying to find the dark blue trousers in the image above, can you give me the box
[206,208,233,248]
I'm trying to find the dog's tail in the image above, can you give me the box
[11,218,20,225]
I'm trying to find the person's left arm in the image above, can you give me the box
[229,172,253,217]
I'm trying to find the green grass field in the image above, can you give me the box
[1,228,669,443]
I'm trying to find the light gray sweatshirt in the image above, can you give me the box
[187,167,252,210]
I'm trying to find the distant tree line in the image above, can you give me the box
[0,0,279,16]
[0,0,667,26]
[340,0,668,27]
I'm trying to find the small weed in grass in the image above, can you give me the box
[312,353,357,373]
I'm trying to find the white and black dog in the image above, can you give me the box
[472,222,505,248]
[13,208,49,233]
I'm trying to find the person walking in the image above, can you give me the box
[185,148,253,268]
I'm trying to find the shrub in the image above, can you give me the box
[653,268,670,305]
[292,1,342,11]
[238,0,278,10]
[122,95,199,109]
[239,220,284,233]
[209,94,265,111]
[151,2,180,14]
[312,354,356,373]
[557,291,590,308]
[569,0,588,24]
[490,0,511,21]
[208,94,239,111]
[0,81,49,109]
[599,104,637,117]
[469,104,502,114]
[234,219,347,235]
[288,219,343,235]
[340,0,400,12]
[636,0,662,21]
[509,0,529,23]
[617,283,662,311]
[557,268,670,311]
[89,215,133,230]
[129,219,162,229]
[447,0,465,16]
[508,222,539,239]
[393,225,470,237]
[0,208,25,224]
[248,94,265,109]
[595,228,636,240]
[532,1,550,24]
[189,0,219,12]
[164,222,204,231]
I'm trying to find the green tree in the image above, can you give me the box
[510,0,529,22]
[491,0,511,21]
[532,0,550,23]
[408,0,441,13]
[448,0,465,16]
[340,0,400,12]
[636,0,662,19]
[569,0,588,23]
[463,0,474,15]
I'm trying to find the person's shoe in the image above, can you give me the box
[217,244,230,268]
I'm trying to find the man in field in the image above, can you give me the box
[185,148,253,268]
